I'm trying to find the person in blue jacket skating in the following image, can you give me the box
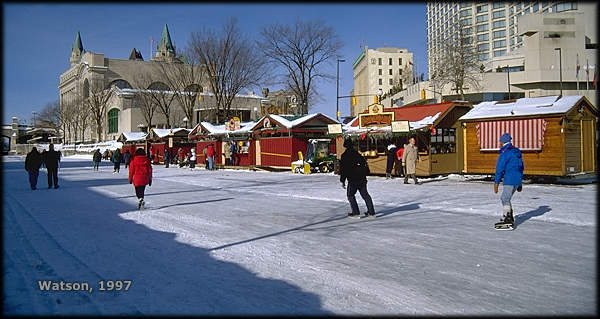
[494,133,524,225]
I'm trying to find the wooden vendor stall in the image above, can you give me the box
[250,113,339,170]
[459,95,597,176]
[340,101,473,176]
[116,132,148,155]
[210,119,257,168]
[188,122,222,167]
[146,128,193,164]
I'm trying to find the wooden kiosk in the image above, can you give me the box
[188,122,223,167]
[146,128,193,164]
[250,113,339,170]
[459,95,597,176]
[116,132,148,155]
[340,101,473,176]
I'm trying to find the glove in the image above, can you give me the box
[149,180,152,186]
[341,182,346,189]
[129,180,132,184]
[517,185,522,192]
[494,184,499,193]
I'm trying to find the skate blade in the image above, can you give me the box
[494,224,514,230]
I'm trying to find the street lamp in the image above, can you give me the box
[336,59,345,121]
[555,48,563,96]
[377,88,383,103]
[253,106,258,121]
[32,111,37,127]
[182,116,189,129]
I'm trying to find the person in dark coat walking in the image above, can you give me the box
[123,150,132,169]
[385,143,398,179]
[93,149,102,171]
[129,148,153,209]
[494,133,524,225]
[44,143,61,189]
[164,148,170,168]
[112,148,122,173]
[25,147,43,190]
[339,138,376,218]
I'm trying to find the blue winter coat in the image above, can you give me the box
[494,143,524,186]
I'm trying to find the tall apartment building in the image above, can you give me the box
[426,1,591,77]
[351,46,414,116]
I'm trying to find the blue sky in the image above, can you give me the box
[3,3,428,125]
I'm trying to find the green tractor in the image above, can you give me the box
[291,138,337,174]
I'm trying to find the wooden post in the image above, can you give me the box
[580,119,584,173]
[463,124,468,173]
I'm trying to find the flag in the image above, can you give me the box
[576,53,580,79]
[586,58,590,90]
[593,64,597,89]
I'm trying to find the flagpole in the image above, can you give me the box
[576,53,579,94]
[586,58,589,91]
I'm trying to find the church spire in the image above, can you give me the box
[70,31,85,66]
[157,24,175,54]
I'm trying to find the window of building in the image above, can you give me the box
[378,58,382,65]
[478,43,490,51]
[379,78,382,85]
[462,36,473,45]
[460,18,473,26]
[493,2,504,9]
[389,58,393,65]
[108,109,119,134]
[476,4,488,13]
[460,2,471,9]
[492,9,506,19]
[493,39,506,48]
[493,30,506,38]
[477,33,489,41]
[478,53,489,61]
[543,8,549,13]
[460,8,472,17]
[399,69,402,75]
[379,68,382,75]
[510,37,515,45]
[476,14,489,23]
[542,2,549,7]
[516,3,522,10]
[510,6,514,15]
[493,20,506,29]
[477,23,489,32]
[389,69,393,75]
[533,3,539,12]
[517,36,522,42]
[552,2,577,13]
[510,27,515,36]
[399,58,403,65]
[524,7,530,13]
[430,128,457,154]
[493,49,507,57]
[509,16,515,25]
[389,78,393,85]
[462,27,473,35]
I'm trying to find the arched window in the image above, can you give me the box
[108,109,119,133]
[83,79,90,99]
[108,79,132,89]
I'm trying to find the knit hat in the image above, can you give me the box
[499,133,512,143]
[343,139,354,148]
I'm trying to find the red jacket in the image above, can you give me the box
[129,155,153,187]
[206,145,215,157]
[396,147,405,161]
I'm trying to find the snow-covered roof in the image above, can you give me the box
[193,121,257,136]
[120,132,147,142]
[116,88,263,99]
[459,95,585,121]
[151,128,191,138]
[258,113,338,130]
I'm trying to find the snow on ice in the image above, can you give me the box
[2,155,596,315]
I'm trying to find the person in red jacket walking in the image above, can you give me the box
[129,148,153,210]
[206,143,215,170]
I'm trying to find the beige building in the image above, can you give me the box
[58,25,265,144]
[387,6,597,108]
[426,1,595,78]
[351,46,414,116]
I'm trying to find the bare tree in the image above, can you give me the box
[84,80,113,142]
[189,17,267,123]
[430,21,482,100]
[131,71,159,131]
[258,18,343,114]
[156,51,206,127]
[146,77,177,128]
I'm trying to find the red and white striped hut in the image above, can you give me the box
[459,95,597,176]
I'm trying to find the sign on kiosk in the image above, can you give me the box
[391,120,410,133]
[327,124,342,134]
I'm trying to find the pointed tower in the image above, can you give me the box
[152,24,176,62]
[70,31,85,66]
[128,48,144,61]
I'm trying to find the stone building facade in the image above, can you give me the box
[58,25,265,143]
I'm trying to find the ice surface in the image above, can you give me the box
[3,155,596,315]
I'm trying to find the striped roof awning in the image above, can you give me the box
[476,119,547,151]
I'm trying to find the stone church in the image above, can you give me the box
[58,25,265,143]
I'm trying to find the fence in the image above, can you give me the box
[11,141,123,156]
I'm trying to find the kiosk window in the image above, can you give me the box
[430,128,456,154]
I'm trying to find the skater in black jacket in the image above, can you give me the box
[339,138,376,218]
[44,144,61,189]
[25,147,43,190]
